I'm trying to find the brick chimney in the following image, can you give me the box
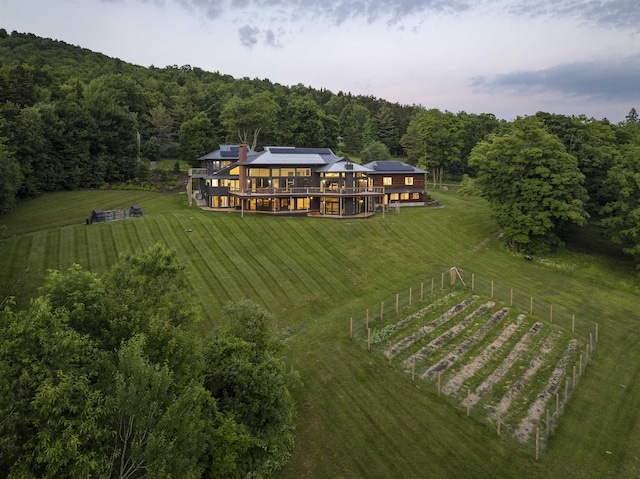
[238,144,248,193]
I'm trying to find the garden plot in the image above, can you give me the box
[365,292,587,450]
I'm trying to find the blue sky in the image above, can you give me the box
[2,0,639,122]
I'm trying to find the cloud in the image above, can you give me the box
[238,24,259,47]
[471,54,640,103]
[503,0,640,31]
[147,0,640,32]
[238,24,283,48]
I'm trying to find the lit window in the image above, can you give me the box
[405,177,414,185]
[401,193,409,200]
[383,177,392,186]
[390,193,399,201]
[411,192,420,200]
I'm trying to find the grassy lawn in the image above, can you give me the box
[1,189,639,478]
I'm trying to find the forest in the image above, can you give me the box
[1,29,640,478]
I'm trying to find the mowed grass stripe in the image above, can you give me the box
[221,217,288,307]
[246,217,317,299]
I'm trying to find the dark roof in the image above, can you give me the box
[362,161,427,174]
[198,144,257,161]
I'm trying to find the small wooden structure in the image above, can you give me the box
[88,205,142,224]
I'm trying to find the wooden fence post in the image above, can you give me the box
[431,277,434,295]
[367,328,371,351]
[572,314,575,333]
[350,317,353,338]
[409,287,413,306]
[579,354,583,377]
[555,393,559,417]
[471,274,475,291]
[530,297,533,315]
[395,294,399,314]
[491,280,494,298]
[510,289,513,306]
[441,272,444,289]
[420,282,424,301]
[546,408,550,437]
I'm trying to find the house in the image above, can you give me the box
[188,145,427,217]
[362,161,428,207]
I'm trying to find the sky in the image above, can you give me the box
[2,0,640,122]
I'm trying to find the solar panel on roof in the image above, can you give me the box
[269,147,333,155]
[375,161,414,171]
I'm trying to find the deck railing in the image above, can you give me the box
[229,186,384,196]
[188,168,208,178]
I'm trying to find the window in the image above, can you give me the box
[405,176,414,185]
[249,168,270,177]
[401,193,409,200]
[411,192,421,200]
[281,168,295,177]
[296,168,311,176]
[383,177,392,186]
[389,193,399,201]
[230,167,239,175]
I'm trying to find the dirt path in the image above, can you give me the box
[514,338,580,443]
[421,307,509,381]
[403,301,495,369]
[443,314,526,394]
[385,296,478,357]
[492,331,562,419]
[466,321,543,407]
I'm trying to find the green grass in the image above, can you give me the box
[1,190,639,478]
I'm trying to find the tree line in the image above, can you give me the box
[1,30,640,269]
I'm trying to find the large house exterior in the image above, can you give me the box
[189,145,427,218]
[362,161,428,207]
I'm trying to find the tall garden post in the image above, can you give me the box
[431,277,434,295]
[409,287,413,306]
[579,354,583,376]
[510,289,513,306]
[367,328,371,351]
[555,393,559,417]
[420,282,424,301]
[572,314,575,333]
[546,409,550,437]
[395,293,399,314]
[491,280,494,298]
[441,272,444,289]
[530,297,533,315]
[471,273,475,290]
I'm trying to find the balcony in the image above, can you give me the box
[228,186,385,197]
[188,168,208,178]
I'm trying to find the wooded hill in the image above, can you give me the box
[1,29,639,269]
